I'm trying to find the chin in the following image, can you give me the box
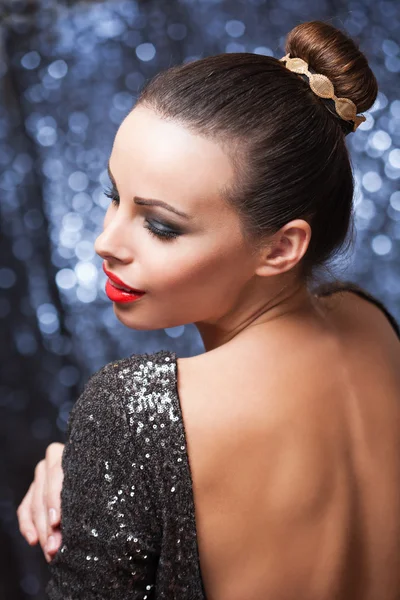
[112,305,171,331]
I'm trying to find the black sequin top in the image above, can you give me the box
[47,349,207,600]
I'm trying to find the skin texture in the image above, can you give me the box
[17,107,400,598]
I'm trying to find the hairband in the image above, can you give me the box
[279,53,366,132]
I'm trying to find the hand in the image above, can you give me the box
[17,442,65,563]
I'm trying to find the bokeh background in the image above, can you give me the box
[1,0,399,597]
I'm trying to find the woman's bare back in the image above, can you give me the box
[176,288,400,600]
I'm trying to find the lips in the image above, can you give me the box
[102,263,145,294]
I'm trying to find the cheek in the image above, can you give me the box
[145,239,250,297]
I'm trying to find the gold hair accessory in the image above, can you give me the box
[279,53,366,132]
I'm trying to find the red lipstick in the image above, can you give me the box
[102,263,146,304]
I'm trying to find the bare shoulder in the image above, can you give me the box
[175,283,399,512]
[177,283,399,428]
[175,329,344,500]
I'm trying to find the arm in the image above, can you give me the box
[46,358,162,599]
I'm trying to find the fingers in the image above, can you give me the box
[17,482,39,545]
[17,442,65,563]
[44,442,64,537]
[44,528,63,561]
[31,460,49,556]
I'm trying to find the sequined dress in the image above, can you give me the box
[46,349,207,600]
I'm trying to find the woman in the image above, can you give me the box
[17,20,400,600]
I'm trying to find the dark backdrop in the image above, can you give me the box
[1,0,399,597]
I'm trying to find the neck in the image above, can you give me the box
[195,277,319,353]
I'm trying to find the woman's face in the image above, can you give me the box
[94,105,258,332]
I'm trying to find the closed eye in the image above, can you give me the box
[102,184,181,242]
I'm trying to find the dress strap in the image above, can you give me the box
[314,280,400,339]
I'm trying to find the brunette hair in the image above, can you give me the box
[135,20,378,286]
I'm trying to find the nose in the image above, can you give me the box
[94,212,132,263]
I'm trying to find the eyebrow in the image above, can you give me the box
[107,161,191,220]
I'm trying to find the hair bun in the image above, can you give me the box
[285,20,378,114]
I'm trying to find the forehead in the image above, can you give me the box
[111,105,235,216]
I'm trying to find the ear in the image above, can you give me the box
[254,220,312,277]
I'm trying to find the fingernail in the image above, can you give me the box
[26,532,36,544]
[49,508,57,526]
[47,535,56,552]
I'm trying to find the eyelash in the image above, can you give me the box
[102,185,180,241]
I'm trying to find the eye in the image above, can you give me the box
[102,185,180,242]
[103,184,120,207]
[144,221,179,241]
